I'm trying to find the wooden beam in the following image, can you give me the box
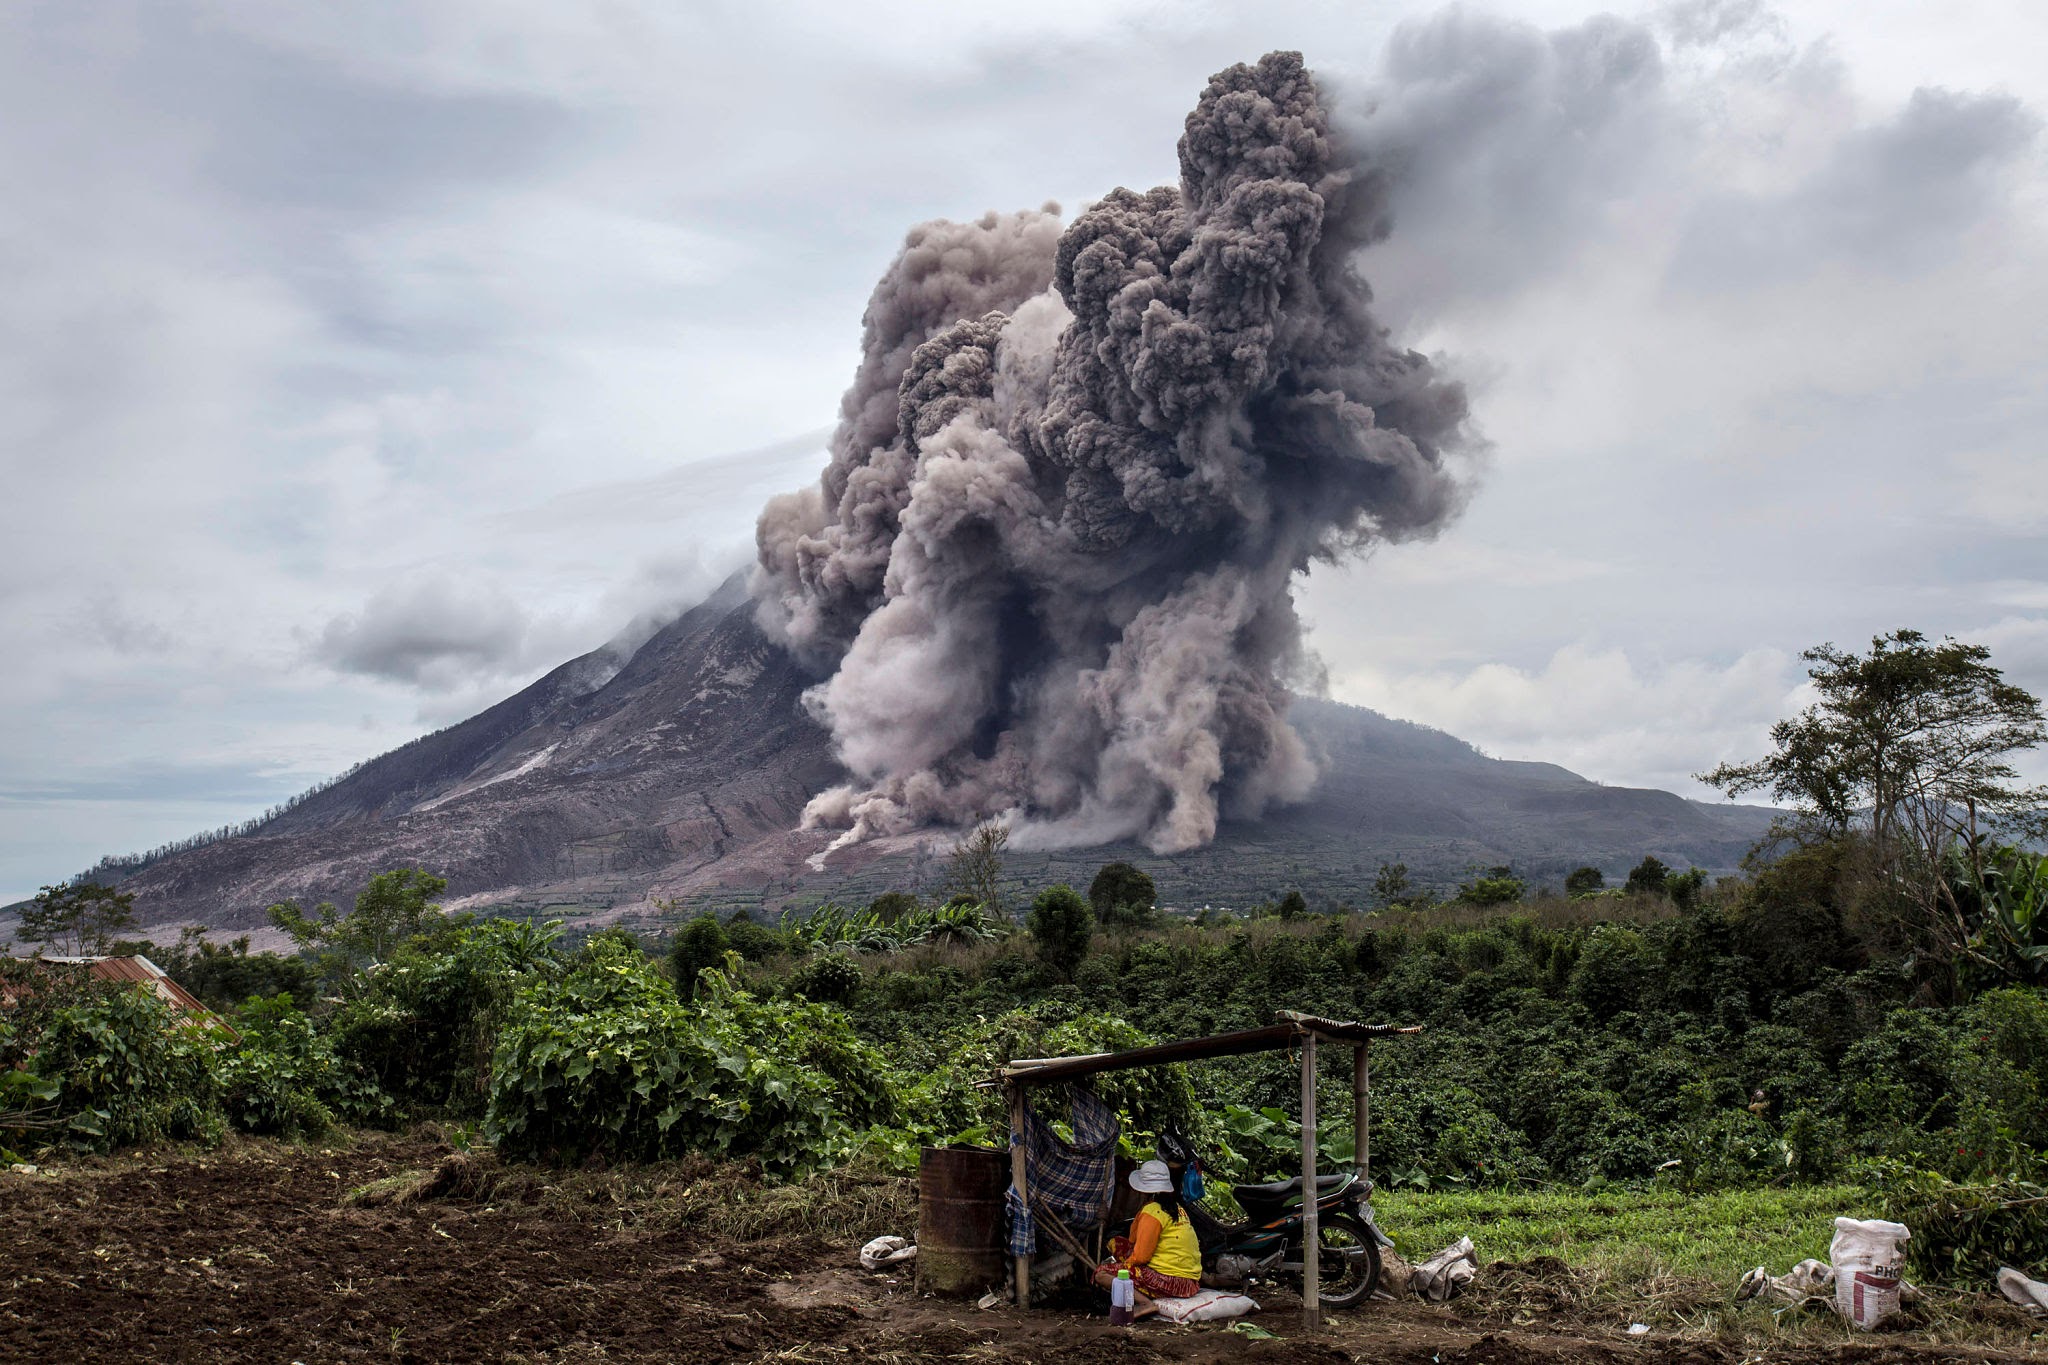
[1301,1031,1321,1332]
[1354,1042,1370,1186]
[1007,1084,1031,1307]
[1001,1016,1422,1088]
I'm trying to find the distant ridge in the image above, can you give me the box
[69,574,1777,935]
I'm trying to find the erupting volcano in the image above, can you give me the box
[753,52,1471,856]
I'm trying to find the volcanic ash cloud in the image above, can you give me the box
[752,51,1469,855]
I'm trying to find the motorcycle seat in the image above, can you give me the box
[1236,1170,1351,1203]
[1232,1173,1353,1204]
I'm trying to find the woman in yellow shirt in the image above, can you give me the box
[1093,1160,1203,1312]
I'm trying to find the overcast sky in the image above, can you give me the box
[4,0,2045,902]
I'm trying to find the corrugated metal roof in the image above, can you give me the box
[35,956,236,1040]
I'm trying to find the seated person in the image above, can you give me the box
[1092,1159,1202,1313]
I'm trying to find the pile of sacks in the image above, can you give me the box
[1737,1218,1918,1329]
[1372,1236,1479,1304]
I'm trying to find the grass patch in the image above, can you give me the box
[1372,1184,2047,1347]
[1376,1183,1875,1282]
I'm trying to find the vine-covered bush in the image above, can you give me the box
[787,953,862,1005]
[218,994,389,1137]
[485,938,892,1174]
[330,917,562,1118]
[34,985,225,1150]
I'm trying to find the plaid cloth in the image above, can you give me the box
[1005,1085,1120,1257]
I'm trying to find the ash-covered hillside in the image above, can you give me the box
[89,574,1774,935]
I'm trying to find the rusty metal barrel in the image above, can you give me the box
[917,1145,1009,1296]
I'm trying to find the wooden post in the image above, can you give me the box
[1353,1042,1370,1186]
[1301,1031,1320,1331]
[1007,1083,1031,1308]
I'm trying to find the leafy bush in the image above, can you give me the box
[667,915,727,999]
[1626,857,1673,898]
[329,917,561,1118]
[1457,868,1525,906]
[1089,862,1158,928]
[486,939,892,1174]
[788,953,862,1005]
[1876,1163,2048,1283]
[218,994,388,1136]
[723,911,789,962]
[1027,884,1093,978]
[1569,925,1651,1021]
[268,867,456,995]
[34,985,225,1150]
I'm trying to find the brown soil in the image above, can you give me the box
[1,1135,2040,1364]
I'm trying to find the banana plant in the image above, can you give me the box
[1965,846,2048,990]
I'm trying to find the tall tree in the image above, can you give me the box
[1088,862,1157,928]
[267,867,450,990]
[15,882,136,956]
[1701,629,2047,973]
[1625,857,1672,898]
[1372,862,1413,907]
[1703,630,2046,855]
[1027,884,1094,979]
[946,822,1011,922]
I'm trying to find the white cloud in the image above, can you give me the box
[1330,643,1803,796]
[1951,448,2048,532]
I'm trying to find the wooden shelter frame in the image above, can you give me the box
[997,1011,1421,1330]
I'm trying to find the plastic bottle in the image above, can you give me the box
[1109,1269,1134,1326]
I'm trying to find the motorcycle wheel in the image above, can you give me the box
[1293,1212,1383,1309]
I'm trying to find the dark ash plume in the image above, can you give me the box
[753,52,1470,855]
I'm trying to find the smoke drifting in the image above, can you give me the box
[752,51,1469,855]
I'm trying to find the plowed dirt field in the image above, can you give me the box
[2,1133,2040,1363]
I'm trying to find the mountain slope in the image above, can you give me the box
[102,576,1776,933]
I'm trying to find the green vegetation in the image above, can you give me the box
[1381,1182,1873,1281]
[1088,861,1157,928]
[485,938,890,1173]
[1026,883,1093,977]
[15,880,136,956]
[5,626,2044,1295]
[666,913,727,1000]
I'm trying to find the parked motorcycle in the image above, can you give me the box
[1156,1132,1390,1309]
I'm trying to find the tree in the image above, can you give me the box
[1088,862,1157,928]
[1456,866,1525,906]
[1701,629,2047,975]
[1702,630,2047,864]
[1624,857,1672,898]
[1564,866,1605,897]
[1372,862,1412,907]
[868,891,920,923]
[1275,889,1310,920]
[723,911,785,962]
[667,914,728,1000]
[267,867,450,991]
[16,882,136,956]
[1027,884,1094,978]
[1667,867,1708,911]
[946,822,1011,922]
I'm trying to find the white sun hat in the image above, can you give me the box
[1129,1159,1174,1193]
